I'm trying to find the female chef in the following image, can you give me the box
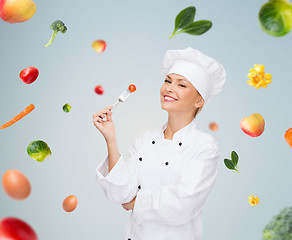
[93,47,226,240]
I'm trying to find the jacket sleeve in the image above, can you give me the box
[132,137,219,227]
[95,138,139,204]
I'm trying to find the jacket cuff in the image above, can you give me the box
[96,154,129,186]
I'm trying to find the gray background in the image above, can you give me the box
[1,0,292,239]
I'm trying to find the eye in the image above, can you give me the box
[179,84,186,88]
[164,79,171,83]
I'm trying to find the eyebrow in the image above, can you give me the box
[166,75,187,82]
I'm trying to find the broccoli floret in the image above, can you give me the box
[263,206,292,240]
[45,20,67,47]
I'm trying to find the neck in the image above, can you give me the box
[164,112,194,140]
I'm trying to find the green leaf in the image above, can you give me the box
[224,159,235,170]
[174,6,196,32]
[231,151,239,166]
[181,20,212,35]
[169,6,196,39]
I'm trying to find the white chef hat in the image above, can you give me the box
[160,47,226,108]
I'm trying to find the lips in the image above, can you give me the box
[163,95,178,101]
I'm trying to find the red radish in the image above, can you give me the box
[95,85,104,95]
[0,217,38,240]
[19,67,39,84]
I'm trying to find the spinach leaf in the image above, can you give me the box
[224,159,235,170]
[231,151,239,166]
[181,20,212,35]
[169,6,212,39]
[174,6,196,33]
[224,151,240,173]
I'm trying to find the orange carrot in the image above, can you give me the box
[1,104,35,129]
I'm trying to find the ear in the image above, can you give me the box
[194,96,204,108]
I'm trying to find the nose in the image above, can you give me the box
[165,83,174,93]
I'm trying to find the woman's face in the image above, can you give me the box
[160,73,204,113]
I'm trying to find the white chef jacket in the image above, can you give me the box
[96,118,219,240]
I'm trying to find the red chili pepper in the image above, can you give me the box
[19,67,39,84]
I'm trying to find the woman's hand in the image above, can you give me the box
[93,106,115,141]
[122,196,136,211]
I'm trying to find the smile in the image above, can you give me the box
[163,95,178,101]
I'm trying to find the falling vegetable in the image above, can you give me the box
[247,64,272,89]
[19,66,39,84]
[224,151,240,173]
[169,6,212,39]
[263,206,292,239]
[45,20,67,47]
[259,0,292,37]
[95,85,104,95]
[27,140,52,162]
[248,195,259,206]
[62,103,71,113]
[0,104,35,129]
[0,217,38,240]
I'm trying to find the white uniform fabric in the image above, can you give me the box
[96,118,219,240]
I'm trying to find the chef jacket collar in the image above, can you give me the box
[161,118,197,141]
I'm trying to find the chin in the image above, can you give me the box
[161,102,176,112]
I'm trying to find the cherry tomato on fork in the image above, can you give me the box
[128,84,136,92]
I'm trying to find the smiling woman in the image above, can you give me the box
[93,47,226,240]
[161,74,204,119]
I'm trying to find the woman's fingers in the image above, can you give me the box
[93,109,110,120]
[93,107,113,121]
[92,107,114,131]
[105,106,113,111]
[122,204,129,211]
[107,111,113,122]
[93,113,104,120]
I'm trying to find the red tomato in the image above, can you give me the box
[19,67,39,84]
[94,85,104,95]
[0,217,38,240]
[128,84,136,93]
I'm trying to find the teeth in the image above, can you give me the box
[164,96,176,101]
